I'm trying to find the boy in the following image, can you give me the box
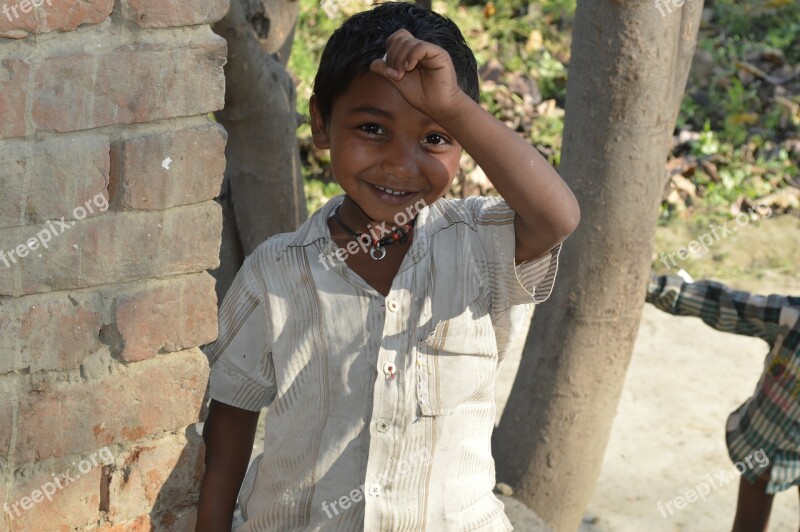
[646,274,800,532]
[197,2,580,530]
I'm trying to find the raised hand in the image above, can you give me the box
[369,29,466,121]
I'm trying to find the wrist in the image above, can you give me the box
[646,274,664,301]
[434,90,478,128]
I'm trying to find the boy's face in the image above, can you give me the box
[310,72,462,224]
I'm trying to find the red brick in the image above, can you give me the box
[9,348,209,463]
[0,134,110,229]
[0,59,30,138]
[32,34,227,133]
[123,0,230,28]
[109,122,226,210]
[0,273,216,373]
[116,273,218,362]
[0,201,222,297]
[4,451,108,531]
[105,432,204,522]
[0,292,104,374]
[0,0,114,39]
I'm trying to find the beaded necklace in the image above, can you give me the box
[333,204,415,260]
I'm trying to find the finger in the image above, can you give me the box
[403,41,436,72]
[387,35,446,76]
[385,28,413,50]
[384,29,422,64]
[372,48,404,80]
[369,57,403,81]
[386,35,419,74]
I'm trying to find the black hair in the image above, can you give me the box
[312,1,479,124]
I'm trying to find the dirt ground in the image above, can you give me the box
[494,213,800,531]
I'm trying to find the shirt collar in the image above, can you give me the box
[278,194,476,254]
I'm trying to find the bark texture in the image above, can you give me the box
[212,0,307,301]
[492,1,704,529]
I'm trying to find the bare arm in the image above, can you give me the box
[196,400,261,531]
[436,93,580,262]
[371,29,580,262]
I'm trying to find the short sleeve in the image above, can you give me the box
[203,256,276,412]
[465,196,561,311]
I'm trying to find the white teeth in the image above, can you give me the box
[374,184,410,196]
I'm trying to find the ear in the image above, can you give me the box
[310,95,330,149]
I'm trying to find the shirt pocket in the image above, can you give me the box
[415,293,499,416]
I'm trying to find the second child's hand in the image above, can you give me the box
[369,29,465,121]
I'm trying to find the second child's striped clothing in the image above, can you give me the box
[647,275,800,493]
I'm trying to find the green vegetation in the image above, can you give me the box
[666,0,799,223]
[289,0,798,221]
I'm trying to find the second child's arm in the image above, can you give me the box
[371,29,580,262]
[196,400,261,532]
[646,274,791,346]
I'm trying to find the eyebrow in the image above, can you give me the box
[348,106,393,120]
[347,106,439,129]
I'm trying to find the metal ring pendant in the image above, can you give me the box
[370,246,387,260]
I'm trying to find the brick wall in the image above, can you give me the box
[0,1,229,529]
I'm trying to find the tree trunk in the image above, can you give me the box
[492,1,704,529]
[211,0,307,300]
[238,0,300,66]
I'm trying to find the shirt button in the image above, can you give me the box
[386,299,399,312]
[376,419,390,433]
[368,484,380,497]
[383,361,397,377]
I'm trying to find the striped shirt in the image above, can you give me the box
[646,275,800,493]
[205,194,561,531]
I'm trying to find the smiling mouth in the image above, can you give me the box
[370,183,417,196]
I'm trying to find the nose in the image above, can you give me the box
[380,137,420,181]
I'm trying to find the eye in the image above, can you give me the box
[359,123,385,136]
[422,133,449,146]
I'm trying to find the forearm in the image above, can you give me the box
[646,274,732,322]
[646,274,782,342]
[196,400,261,531]
[438,93,580,258]
[372,31,579,259]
